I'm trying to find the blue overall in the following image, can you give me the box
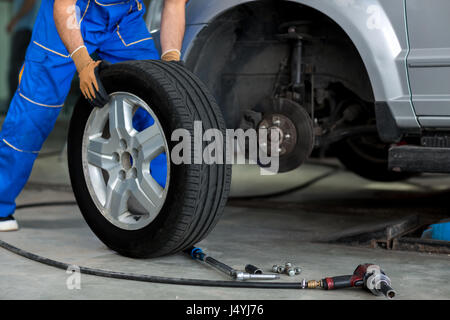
[0,0,162,218]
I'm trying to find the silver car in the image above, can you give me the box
[147,0,450,180]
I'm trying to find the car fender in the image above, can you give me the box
[182,0,420,131]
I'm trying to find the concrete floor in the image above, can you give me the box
[0,120,449,300]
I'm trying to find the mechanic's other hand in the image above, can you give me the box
[161,49,181,62]
[79,61,110,108]
[90,61,111,108]
[79,60,101,101]
[72,46,110,108]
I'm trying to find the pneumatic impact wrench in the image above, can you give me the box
[307,263,396,299]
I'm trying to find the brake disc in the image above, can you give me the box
[256,98,315,173]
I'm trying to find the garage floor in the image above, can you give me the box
[0,120,449,300]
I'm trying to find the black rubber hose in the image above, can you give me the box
[0,202,306,290]
[15,201,78,209]
[229,168,340,200]
[0,238,304,289]
[2,166,339,289]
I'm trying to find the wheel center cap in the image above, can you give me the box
[121,151,133,170]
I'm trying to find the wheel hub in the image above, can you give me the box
[259,114,297,156]
[121,152,132,171]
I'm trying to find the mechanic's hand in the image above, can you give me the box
[79,61,110,108]
[161,49,181,62]
[72,46,110,108]
[78,60,101,100]
[90,61,111,108]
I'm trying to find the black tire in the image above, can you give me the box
[334,134,412,182]
[68,60,231,258]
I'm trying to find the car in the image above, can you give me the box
[147,0,450,181]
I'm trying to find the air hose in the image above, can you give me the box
[0,165,339,290]
[229,167,340,200]
[0,201,395,298]
[0,202,308,290]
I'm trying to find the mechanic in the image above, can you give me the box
[0,0,187,231]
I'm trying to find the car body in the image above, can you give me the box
[146,0,450,178]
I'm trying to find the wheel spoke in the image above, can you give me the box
[135,125,165,160]
[87,137,118,173]
[109,96,134,139]
[132,176,164,213]
[90,103,110,127]
[105,178,129,219]
[88,137,115,155]
[87,148,117,173]
[87,151,117,172]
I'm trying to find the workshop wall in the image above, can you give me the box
[0,2,12,112]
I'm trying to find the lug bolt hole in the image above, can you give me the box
[112,152,120,162]
[119,170,126,180]
[119,139,127,149]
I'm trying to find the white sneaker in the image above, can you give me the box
[0,216,19,231]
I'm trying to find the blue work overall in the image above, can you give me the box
[0,0,160,217]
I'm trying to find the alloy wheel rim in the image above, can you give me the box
[82,92,170,231]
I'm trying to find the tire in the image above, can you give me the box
[334,134,412,182]
[68,60,231,258]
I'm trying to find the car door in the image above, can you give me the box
[406,0,450,127]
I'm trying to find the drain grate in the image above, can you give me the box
[318,215,450,254]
